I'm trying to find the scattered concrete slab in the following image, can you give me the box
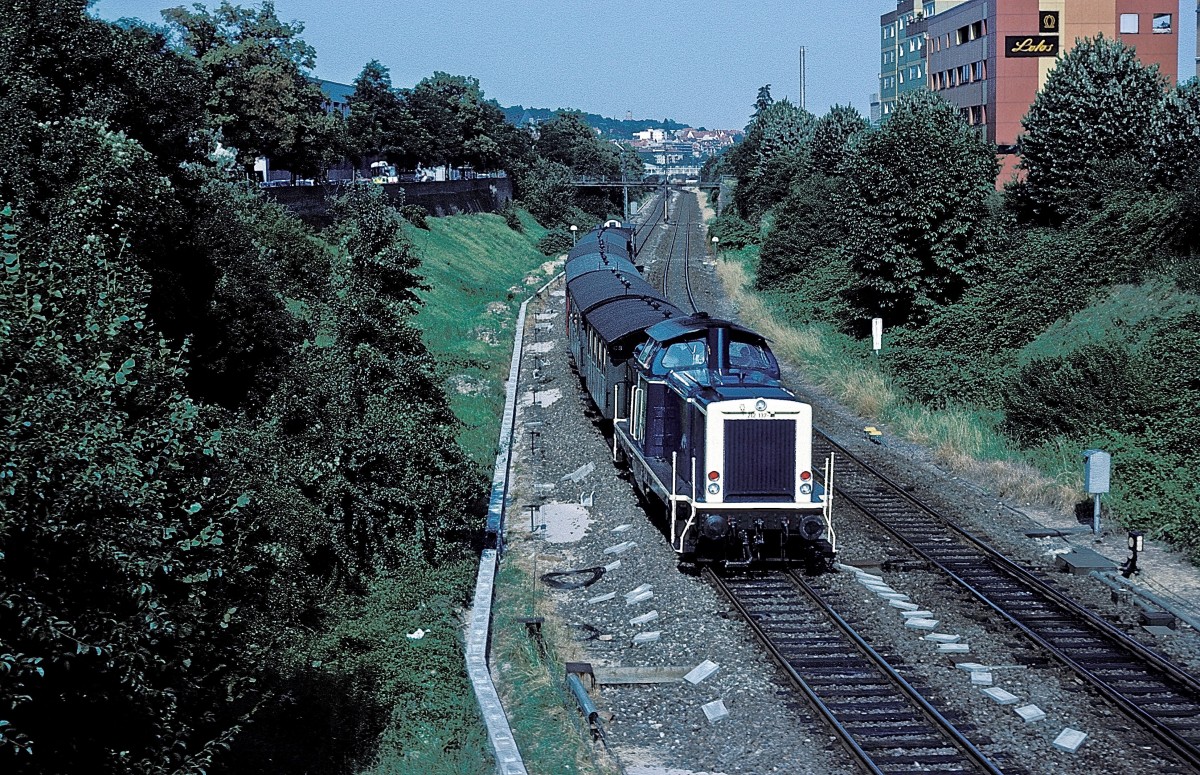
[632,631,661,645]
[955,662,989,672]
[539,502,590,543]
[924,633,962,644]
[1052,727,1088,752]
[604,541,637,555]
[588,591,617,604]
[970,671,993,686]
[890,600,920,611]
[937,643,970,654]
[626,590,654,605]
[1015,704,1046,723]
[904,618,939,630]
[629,610,659,626]
[982,687,1020,705]
[604,559,621,572]
[612,523,633,533]
[899,609,935,618]
[878,592,910,602]
[701,699,729,723]
[684,660,720,685]
[624,583,652,599]
[561,462,596,483]
[593,666,691,685]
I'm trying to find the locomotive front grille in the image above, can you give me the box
[723,419,795,500]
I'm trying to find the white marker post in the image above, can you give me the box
[871,317,883,357]
[1083,449,1111,536]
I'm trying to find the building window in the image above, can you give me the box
[1120,13,1139,34]
[971,61,981,81]
[1153,13,1172,33]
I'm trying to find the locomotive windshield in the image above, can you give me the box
[661,340,708,368]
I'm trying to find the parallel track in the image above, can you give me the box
[813,431,1200,771]
[631,191,665,256]
[706,568,1010,775]
[658,195,699,313]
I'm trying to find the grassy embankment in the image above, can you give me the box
[362,209,598,774]
[715,244,1079,510]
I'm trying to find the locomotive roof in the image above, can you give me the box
[585,295,681,347]
[644,313,766,345]
[667,369,795,404]
[567,268,670,314]
[565,251,640,283]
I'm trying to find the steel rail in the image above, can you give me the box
[705,568,1004,774]
[813,429,1200,771]
[786,570,1005,775]
[703,568,882,775]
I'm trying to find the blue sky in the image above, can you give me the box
[94,0,1197,131]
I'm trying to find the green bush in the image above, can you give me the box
[400,203,430,229]
[536,228,574,256]
[709,213,758,249]
[501,201,523,232]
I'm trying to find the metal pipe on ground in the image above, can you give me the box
[1092,571,1200,631]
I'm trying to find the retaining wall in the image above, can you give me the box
[261,177,514,226]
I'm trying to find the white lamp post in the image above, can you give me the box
[570,224,578,245]
[711,236,719,259]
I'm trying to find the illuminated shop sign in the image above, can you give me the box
[1005,36,1059,57]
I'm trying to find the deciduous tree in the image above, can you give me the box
[1014,34,1165,223]
[838,89,998,326]
[163,1,335,174]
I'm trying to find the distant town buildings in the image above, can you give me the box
[629,127,743,177]
[880,0,1182,176]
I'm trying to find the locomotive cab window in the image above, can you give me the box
[729,340,780,376]
[661,340,707,369]
[635,342,658,369]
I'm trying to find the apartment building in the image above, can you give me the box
[881,0,1180,175]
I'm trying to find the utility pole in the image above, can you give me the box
[798,46,807,111]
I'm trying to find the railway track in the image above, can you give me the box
[658,195,699,313]
[706,568,1012,774]
[813,430,1200,771]
[631,190,666,256]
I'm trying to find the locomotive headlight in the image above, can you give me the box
[799,483,813,495]
[755,399,767,412]
[707,482,720,495]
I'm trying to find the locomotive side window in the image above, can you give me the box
[729,341,776,371]
[661,340,707,368]
[635,342,658,369]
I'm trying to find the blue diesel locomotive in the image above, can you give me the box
[564,223,835,571]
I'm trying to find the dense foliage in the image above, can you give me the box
[729,44,1200,556]
[0,1,500,772]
